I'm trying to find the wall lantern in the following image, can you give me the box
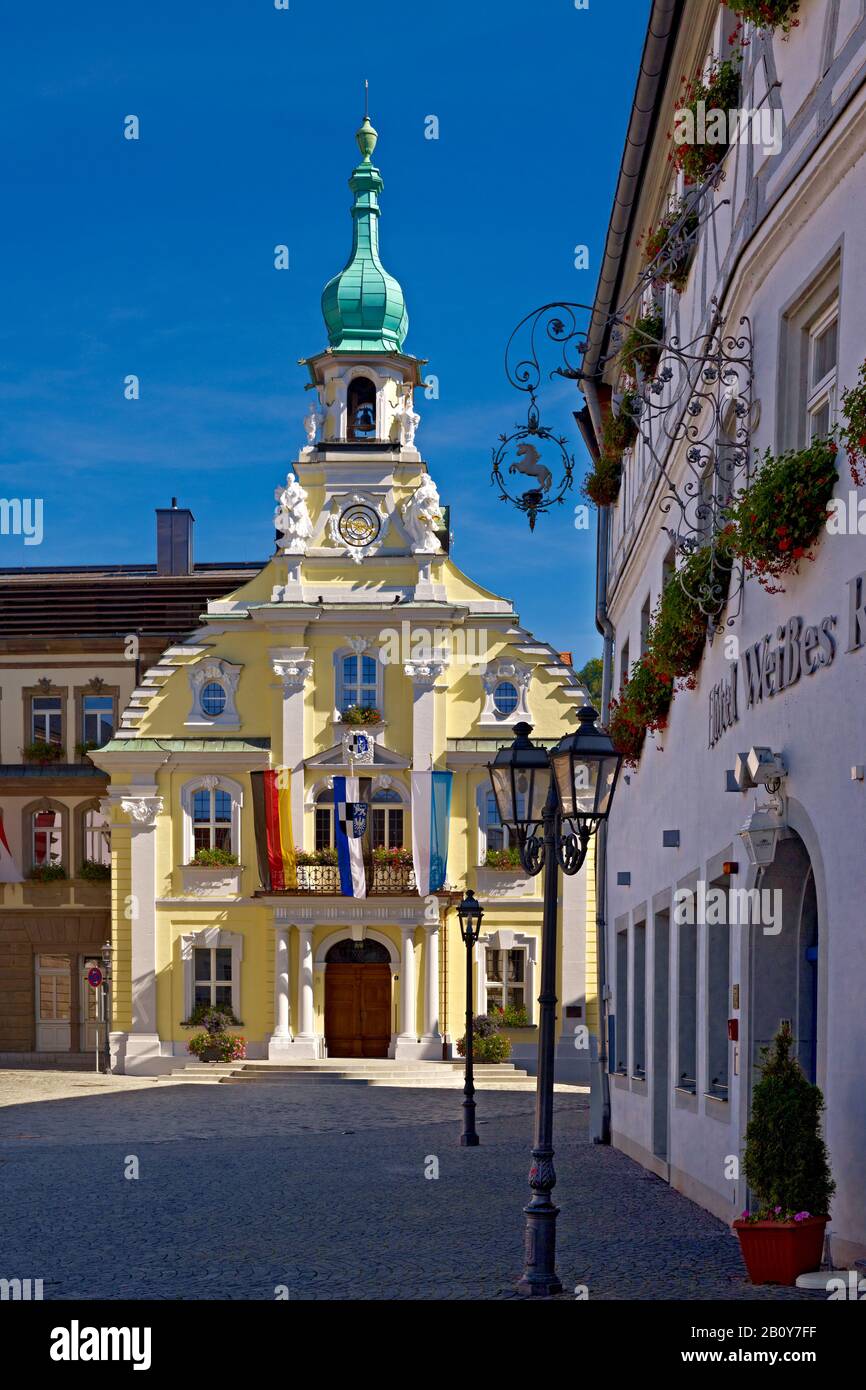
[738,802,782,868]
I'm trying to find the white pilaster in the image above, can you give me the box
[422,923,441,1041]
[119,793,174,1075]
[268,925,293,1058]
[404,660,446,772]
[271,648,312,839]
[399,925,417,1039]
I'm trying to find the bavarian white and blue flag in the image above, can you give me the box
[334,775,371,897]
[411,770,452,896]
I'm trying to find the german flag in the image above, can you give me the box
[250,770,297,891]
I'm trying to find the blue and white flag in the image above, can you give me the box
[334,775,368,898]
[411,770,452,897]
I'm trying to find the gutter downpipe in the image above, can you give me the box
[581,0,684,1144]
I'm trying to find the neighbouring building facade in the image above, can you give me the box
[0,518,260,1061]
[89,115,597,1078]
[583,0,866,1263]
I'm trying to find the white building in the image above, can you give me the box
[582,0,866,1265]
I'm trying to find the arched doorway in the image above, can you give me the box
[324,938,391,1058]
[749,831,819,1088]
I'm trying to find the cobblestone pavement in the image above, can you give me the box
[0,1069,820,1301]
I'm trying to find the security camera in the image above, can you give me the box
[746,746,787,787]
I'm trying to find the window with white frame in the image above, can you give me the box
[193,946,233,1010]
[32,697,62,745]
[371,789,404,849]
[482,788,510,855]
[200,682,227,718]
[339,652,378,714]
[82,695,114,747]
[180,778,243,864]
[192,788,232,853]
[806,306,838,441]
[485,946,526,1013]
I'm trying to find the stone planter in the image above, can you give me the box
[733,1216,828,1286]
[180,864,242,898]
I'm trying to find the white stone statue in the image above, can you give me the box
[402,472,444,553]
[303,396,326,446]
[274,472,314,552]
[396,386,420,449]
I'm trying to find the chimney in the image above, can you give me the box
[559,651,573,667]
[156,498,195,575]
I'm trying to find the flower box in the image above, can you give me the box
[475,867,536,899]
[180,864,243,898]
[733,1216,827,1286]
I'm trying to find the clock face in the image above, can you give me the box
[338,503,380,548]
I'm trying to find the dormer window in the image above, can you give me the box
[347,376,377,440]
[200,682,227,717]
[492,681,519,716]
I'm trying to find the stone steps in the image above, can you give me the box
[159,1058,583,1092]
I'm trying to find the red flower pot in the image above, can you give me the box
[733,1216,827,1286]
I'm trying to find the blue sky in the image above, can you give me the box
[0,0,649,666]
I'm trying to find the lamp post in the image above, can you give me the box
[488,709,622,1296]
[457,888,484,1147]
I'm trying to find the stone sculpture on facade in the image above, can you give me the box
[402,472,444,553]
[274,473,315,552]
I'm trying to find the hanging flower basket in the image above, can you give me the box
[839,357,866,486]
[670,53,742,185]
[583,393,641,507]
[607,657,673,767]
[643,202,700,292]
[724,439,839,591]
[726,0,801,36]
[583,451,623,507]
[620,308,665,379]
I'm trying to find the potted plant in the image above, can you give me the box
[489,1003,531,1028]
[75,740,99,762]
[27,862,66,882]
[23,741,64,765]
[726,0,800,36]
[670,52,742,185]
[734,1024,834,1285]
[79,858,111,881]
[341,705,381,726]
[188,846,238,867]
[620,306,665,378]
[483,847,522,869]
[724,438,838,591]
[839,356,866,486]
[456,1013,513,1063]
[643,200,700,292]
[583,449,624,507]
[182,1003,246,1063]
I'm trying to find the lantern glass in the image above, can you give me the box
[550,707,622,825]
[488,724,552,833]
[457,889,484,942]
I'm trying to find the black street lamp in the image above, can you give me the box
[456,888,484,1147]
[488,709,622,1296]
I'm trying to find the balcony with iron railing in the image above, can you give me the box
[253,850,418,896]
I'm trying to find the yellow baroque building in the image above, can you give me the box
[93,114,597,1076]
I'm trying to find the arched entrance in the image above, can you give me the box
[749,831,819,1087]
[324,938,392,1058]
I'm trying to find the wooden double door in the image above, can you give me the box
[325,963,391,1058]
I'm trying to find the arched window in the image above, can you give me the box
[181,778,243,863]
[346,376,377,440]
[492,681,519,716]
[340,653,378,714]
[193,788,232,853]
[81,803,111,867]
[32,808,63,869]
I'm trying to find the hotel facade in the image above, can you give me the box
[584,0,866,1264]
